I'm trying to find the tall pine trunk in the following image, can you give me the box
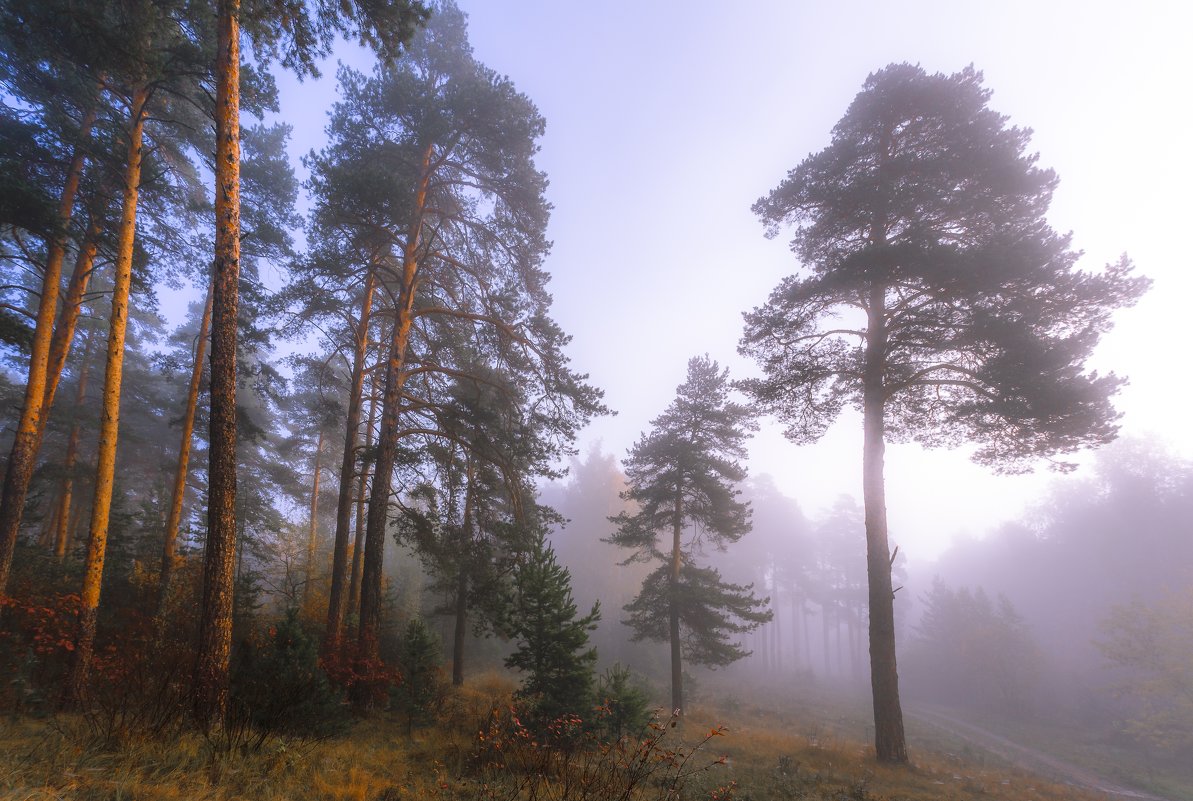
[863,282,907,763]
[63,88,149,706]
[669,488,683,715]
[326,268,376,649]
[194,0,241,730]
[53,327,99,561]
[0,103,98,595]
[303,430,325,609]
[347,383,378,618]
[41,214,104,428]
[358,142,434,663]
[158,280,214,619]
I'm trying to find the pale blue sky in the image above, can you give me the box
[266,0,1193,562]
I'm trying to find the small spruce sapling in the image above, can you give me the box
[392,617,443,739]
[504,534,600,732]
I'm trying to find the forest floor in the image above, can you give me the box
[905,705,1174,801]
[0,672,1140,801]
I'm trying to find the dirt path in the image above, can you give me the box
[907,706,1172,801]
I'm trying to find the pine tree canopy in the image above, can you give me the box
[740,63,1150,473]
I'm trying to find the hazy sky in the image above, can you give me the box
[266,1,1193,563]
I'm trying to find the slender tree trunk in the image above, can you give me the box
[326,268,376,649]
[0,104,98,596]
[347,383,378,618]
[822,603,830,676]
[790,595,800,671]
[54,327,98,561]
[451,461,475,686]
[41,493,61,550]
[863,282,907,763]
[358,141,434,663]
[669,488,683,715]
[194,0,241,730]
[303,429,325,610]
[158,281,213,618]
[62,89,149,706]
[41,216,104,428]
[452,568,467,686]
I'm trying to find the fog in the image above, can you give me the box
[2,0,1191,797]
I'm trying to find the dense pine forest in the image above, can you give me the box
[1,2,1191,800]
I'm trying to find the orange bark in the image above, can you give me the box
[158,280,214,615]
[63,87,150,705]
[325,268,376,649]
[54,326,99,561]
[0,103,98,595]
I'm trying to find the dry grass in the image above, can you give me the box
[0,673,1119,801]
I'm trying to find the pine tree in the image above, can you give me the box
[504,534,600,730]
[740,63,1150,762]
[393,617,442,739]
[609,355,770,715]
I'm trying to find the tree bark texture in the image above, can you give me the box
[194,0,241,730]
[63,89,149,706]
[0,104,98,596]
[862,282,908,763]
[358,141,434,661]
[326,268,376,649]
[158,280,213,617]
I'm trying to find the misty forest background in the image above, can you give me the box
[0,0,1191,797]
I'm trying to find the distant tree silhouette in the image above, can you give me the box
[741,64,1149,762]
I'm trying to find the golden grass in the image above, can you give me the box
[0,674,1120,801]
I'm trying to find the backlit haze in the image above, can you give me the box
[263,0,1192,564]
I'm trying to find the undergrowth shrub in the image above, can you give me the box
[593,663,652,741]
[231,608,348,739]
[449,705,733,800]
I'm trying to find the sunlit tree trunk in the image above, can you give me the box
[669,487,683,714]
[194,0,241,730]
[0,103,98,596]
[157,280,213,619]
[54,327,99,561]
[326,268,376,649]
[303,429,325,610]
[347,382,378,618]
[863,281,907,763]
[358,142,433,663]
[41,215,104,428]
[62,88,150,706]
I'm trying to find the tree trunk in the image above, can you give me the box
[0,103,98,596]
[347,382,378,619]
[304,429,325,610]
[62,89,149,707]
[452,568,467,686]
[41,215,104,428]
[451,460,475,686]
[54,327,99,561]
[194,0,241,730]
[669,487,683,715]
[326,268,376,649]
[358,141,434,663]
[158,280,213,618]
[862,282,907,763]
